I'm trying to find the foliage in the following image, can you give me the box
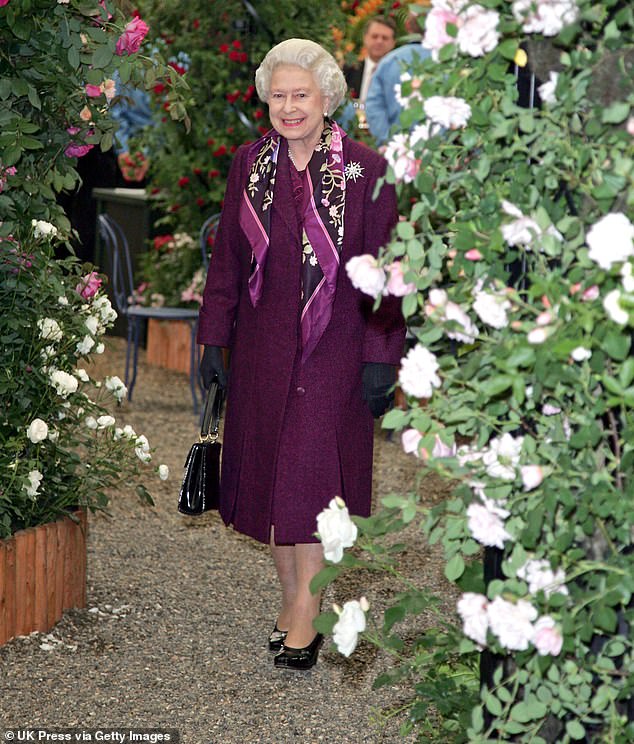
[0,0,189,242]
[316,0,634,740]
[133,231,204,308]
[0,227,165,538]
[0,0,185,536]
[133,0,347,237]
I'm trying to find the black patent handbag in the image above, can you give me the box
[178,379,225,515]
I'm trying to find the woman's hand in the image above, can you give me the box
[200,345,228,389]
[362,362,397,418]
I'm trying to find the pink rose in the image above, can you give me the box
[115,17,149,56]
[465,249,483,260]
[467,502,511,549]
[65,143,93,158]
[76,271,103,299]
[0,0,10,6]
[582,284,599,302]
[422,6,460,60]
[345,254,386,298]
[532,615,563,656]
[85,84,102,98]
[385,261,416,297]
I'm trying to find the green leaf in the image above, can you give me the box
[92,44,113,69]
[445,553,465,581]
[601,102,630,124]
[313,610,338,634]
[383,604,406,632]
[602,331,630,361]
[485,692,503,716]
[310,564,341,593]
[481,375,513,397]
[565,721,586,740]
[396,221,415,240]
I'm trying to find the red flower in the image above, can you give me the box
[254,108,264,120]
[193,167,202,175]
[232,39,242,49]
[196,197,205,207]
[257,125,268,135]
[150,187,160,195]
[206,137,215,146]
[169,204,181,212]
[153,235,173,250]
[219,43,229,53]
[225,90,241,104]
[208,169,220,178]
[239,52,248,63]
[178,176,190,187]
[213,145,227,157]
[169,62,186,75]
[229,50,241,62]
[230,144,237,153]
[192,19,200,29]
[226,126,234,134]
[153,82,167,95]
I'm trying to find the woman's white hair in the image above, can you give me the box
[255,38,347,117]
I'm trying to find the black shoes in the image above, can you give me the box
[274,633,323,670]
[268,623,288,652]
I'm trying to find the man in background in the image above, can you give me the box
[343,16,397,104]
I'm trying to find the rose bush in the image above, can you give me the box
[0,1,185,536]
[313,0,634,740]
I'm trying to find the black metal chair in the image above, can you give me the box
[97,213,202,414]
[199,213,220,272]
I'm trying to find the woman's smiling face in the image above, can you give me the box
[268,65,328,150]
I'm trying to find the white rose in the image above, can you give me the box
[31,219,58,239]
[532,615,563,656]
[58,296,69,306]
[76,335,95,355]
[424,96,472,129]
[457,593,489,646]
[473,290,511,329]
[520,464,544,491]
[401,428,424,457]
[482,433,523,481]
[538,71,559,105]
[26,418,49,443]
[443,301,478,343]
[105,375,128,402]
[24,469,44,498]
[512,0,578,36]
[398,344,441,399]
[49,369,78,398]
[316,496,358,563]
[95,342,105,354]
[84,315,100,335]
[487,596,537,651]
[345,254,386,298]
[37,317,63,342]
[517,558,568,597]
[620,262,634,293]
[85,416,98,430]
[75,368,90,382]
[457,5,500,57]
[466,502,512,549]
[586,212,634,270]
[571,346,591,362]
[603,289,628,325]
[500,201,542,247]
[158,464,169,481]
[332,597,369,657]
[97,415,115,428]
[122,424,137,439]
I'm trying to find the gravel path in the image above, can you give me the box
[0,337,455,743]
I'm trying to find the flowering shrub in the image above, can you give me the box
[0,0,188,242]
[0,226,168,538]
[314,0,634,739]
[133,232,203,308]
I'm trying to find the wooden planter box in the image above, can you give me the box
[0,509,87,646]
[146,318,201,375]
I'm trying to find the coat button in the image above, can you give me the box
[296,386,306,395]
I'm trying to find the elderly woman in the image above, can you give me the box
[198,38,405,670]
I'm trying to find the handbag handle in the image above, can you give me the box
[199,379,225,443]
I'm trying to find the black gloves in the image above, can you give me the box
[200,345,228,390]
[362,362,397,418]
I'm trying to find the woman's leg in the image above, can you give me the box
[270,529,297,630]
[284,542,324,648]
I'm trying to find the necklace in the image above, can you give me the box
[288,146,302,171]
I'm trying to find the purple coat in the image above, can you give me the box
[197,135,405,544]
